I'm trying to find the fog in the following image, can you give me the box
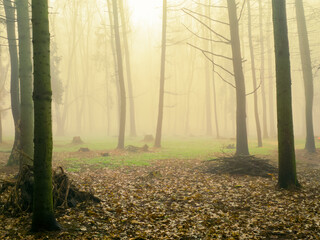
[1,0,320,140]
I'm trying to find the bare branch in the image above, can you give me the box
[187,43,233,61]
[246,80,261,96]
[238,0,247,22]
[182,8,230,43]
[214,70,236,88]
[183,8,229,26]
[192,0,227,9]
[183,23,230,45]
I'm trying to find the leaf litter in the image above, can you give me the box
[0,151,320,239]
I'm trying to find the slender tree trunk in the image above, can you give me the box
[185,51,195,135]
[259,0,268,139]
[272,0,299,189]
[267,1,276,137]
[107,0,121,125]
[31,0,60,231]
[227,0,249,156]
[4,0,20,166]
[154,0,167,148]
[0,112,2,143]
[212,71,219,139]
[119,0,137,137]
[204,1,212,136]
[112,0,126,149]
[295,0,316,153]
[208,0,219,138]
[247,0,262,147]
[54,103,64,136]
[0,47,3,144]
[16,0,34,169]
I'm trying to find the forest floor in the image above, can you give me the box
[1,138,320,239]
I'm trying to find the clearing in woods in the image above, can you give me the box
[1,137,320,239]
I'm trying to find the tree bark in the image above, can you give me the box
[247,0,262,147]
[4,0,20,166]
[119,0,137,137]
[31,0,60,231]
[272,0,299,189]
[295,0,316,153]
[112,0,126,149]
[227,0,249,156]
[16,0,34,169]
[154,0,167,148]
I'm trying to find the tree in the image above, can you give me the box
[16,0,34,169]
[266,1,276,137]
[227,0,249,155]
[154,0,167,148]
[119,0,137,137]
[258,0,268,139]
[247,0,262,147]
[4,0,20,166]
[272,0,299,189]
[203,0,212,136]
[31,0,60,231]
[112,0,126,149]
[295,0,316,153]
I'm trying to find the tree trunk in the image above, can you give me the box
[16,0,34,169]
[272,0,299,189]
[107,0,121,127]
[295,0,316,153]
[267,1,276,137]
[227,0,249,156]
[4,0,20,166]
[119,0,137,137]
[0,112,2,143]
[208,0,219,138]
[259,0,268,139]
[185,48,195,135]
[112,0,126,149]
[247,0,262,147]
[204,1,212,136]
[154,0,167,148]
[31,0,60,231]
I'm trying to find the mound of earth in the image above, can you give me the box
[204,155,277,178]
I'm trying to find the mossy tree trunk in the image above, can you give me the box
[4,0,20,166]
[227,0,249,156]
[295,0,316,153]
[31,0,60,231]
[272,0,299,189]
[112,0,126,149]
[16,0,34,169]
[154,0,167,148]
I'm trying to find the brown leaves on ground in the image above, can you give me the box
[1,154,320,239]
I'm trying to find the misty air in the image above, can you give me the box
[0,0,320,238]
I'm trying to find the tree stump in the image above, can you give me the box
[72,136,83,144]
[78,147,90,152]
[143,134,154,142]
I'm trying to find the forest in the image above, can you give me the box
[0,0,320,239]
